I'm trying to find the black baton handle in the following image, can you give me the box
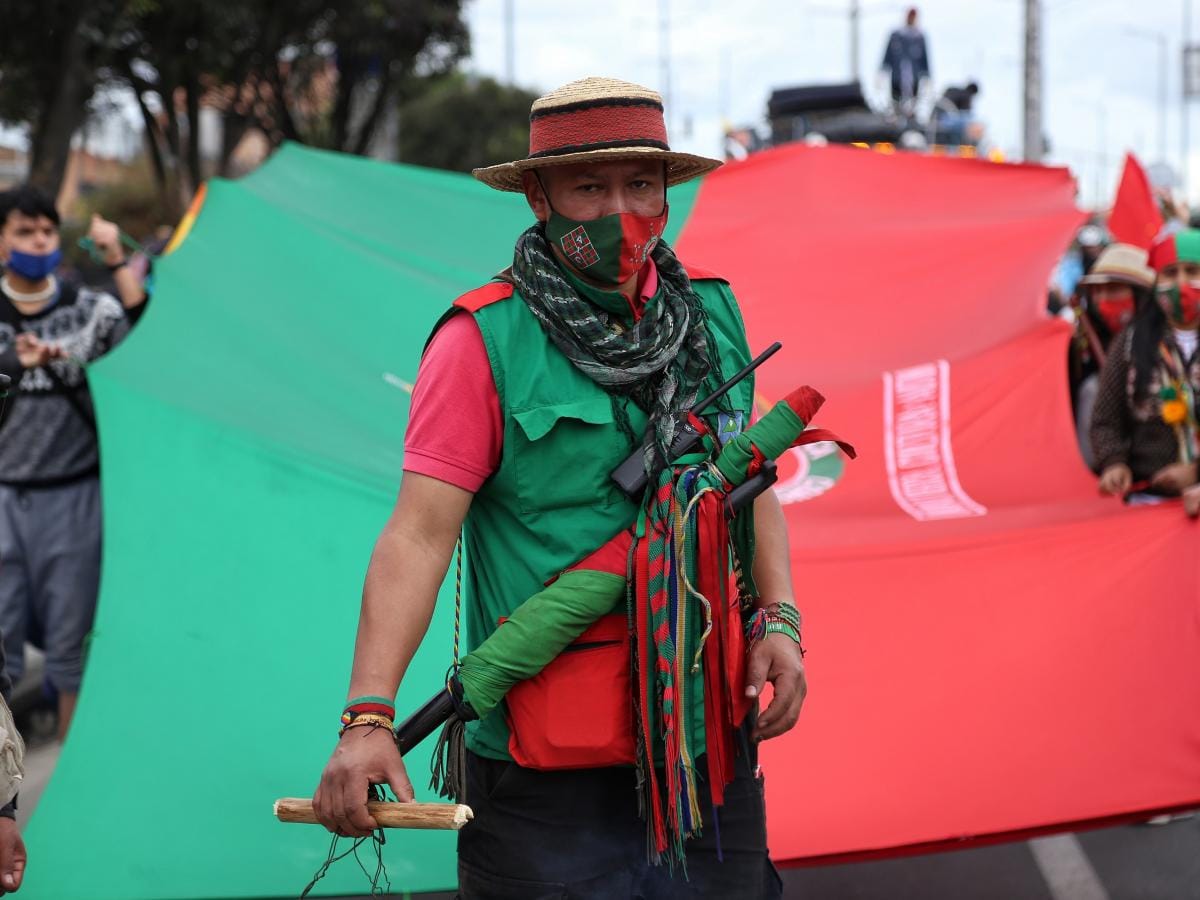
[724,461,779,516]
[393,675,477,757]
[393,689,457,756]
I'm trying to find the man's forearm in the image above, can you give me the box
[750,488,795,608]
[347,532,443,701]
[345,473,472,702]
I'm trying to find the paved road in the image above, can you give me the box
[780,819,1199,900]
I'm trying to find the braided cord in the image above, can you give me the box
[453,534,464,665]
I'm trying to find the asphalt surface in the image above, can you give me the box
[779,819,1200,900]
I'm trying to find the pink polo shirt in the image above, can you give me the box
[403,264,659,492]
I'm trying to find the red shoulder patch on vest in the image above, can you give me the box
[681,262,727,283]
[453,281,514,312]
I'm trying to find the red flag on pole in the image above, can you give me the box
[1108,152,1165,249]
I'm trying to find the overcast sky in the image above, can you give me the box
[465,0,1200,209]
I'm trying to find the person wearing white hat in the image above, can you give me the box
[313,77,797,897]
[1071,243,1155,470]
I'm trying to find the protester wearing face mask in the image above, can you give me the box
[1070,243,1155,470]
[313,78,796,898]
[0,184,148,741]
[1090,231,1200,501]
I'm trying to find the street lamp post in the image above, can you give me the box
[659,0,672,136]
[504,0,515,86]
[850,0,861,83]
[1022,0,1044,162]
[1125,27,1168,163]
[1185,0,1194,202]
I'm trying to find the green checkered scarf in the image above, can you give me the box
[510,224,719,462]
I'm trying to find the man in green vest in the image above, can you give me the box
[314,77,804,897]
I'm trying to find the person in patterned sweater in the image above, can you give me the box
[0,184,148,739]
[1090,231,1200,503]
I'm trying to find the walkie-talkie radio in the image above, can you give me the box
[609,342,783,500]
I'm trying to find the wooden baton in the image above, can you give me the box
[273,798,473,830]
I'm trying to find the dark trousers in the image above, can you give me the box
[457,724,783,899]
[0,478,101,693]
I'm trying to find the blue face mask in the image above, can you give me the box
[4,248,62,281]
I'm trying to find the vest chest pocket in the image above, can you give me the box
[510,397,629,513]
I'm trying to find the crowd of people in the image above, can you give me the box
[1063,224,1200,517]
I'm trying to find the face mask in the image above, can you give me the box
[4,248,62,281]
[1093,291,1134,333]
[545,205,669,286]
[1157,280,1200,328]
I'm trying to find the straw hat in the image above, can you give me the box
[1077,243,1155,290]
[472,76,723,193]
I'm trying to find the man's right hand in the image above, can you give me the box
[1098,463,1132,496]
[312,727,412,838]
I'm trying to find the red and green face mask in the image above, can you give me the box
[1157,281,1200,328]
[545,206,669,286]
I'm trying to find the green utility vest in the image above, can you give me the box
[450,264,754,761]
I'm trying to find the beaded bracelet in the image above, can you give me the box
[765,620,801,643]
[341,695,397,727]
[768,601,801,629]
[744,600,806,655]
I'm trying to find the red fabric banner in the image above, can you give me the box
[676,144,1200,863]
[1108,152,1165,249]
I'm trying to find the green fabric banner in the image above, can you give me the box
[19,144,700,899]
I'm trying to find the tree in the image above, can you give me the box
[397,73,538,174]
[0,0,470,206]
[113,0,469,201]
[0,0,127,195]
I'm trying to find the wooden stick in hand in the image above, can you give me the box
[273,798,473,831]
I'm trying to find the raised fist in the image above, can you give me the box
[88,214,124,266]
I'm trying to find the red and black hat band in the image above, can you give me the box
[528,100,669,158]
[528,137,671,159]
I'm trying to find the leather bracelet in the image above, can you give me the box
[338,713,394,736]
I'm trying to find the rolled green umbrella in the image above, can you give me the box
[453,384,847,718]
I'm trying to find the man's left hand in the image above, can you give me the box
[0,817,27,893]
[745,633,806,742]
[87,214,124,267]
